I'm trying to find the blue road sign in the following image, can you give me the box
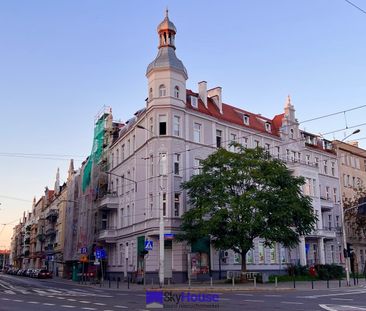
[144,240,153,251]
[80,247,88,254]
[96,249,106,259]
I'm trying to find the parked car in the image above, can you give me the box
[37,269,52,279]
[31,269,40,278]
[25,269,33,277]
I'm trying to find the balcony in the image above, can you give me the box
[310,227,337,239]
[46,227,56,237]
[46,209,58,222]
[320,197,336,211]
[96,193,119,210]
[97,227,117,243]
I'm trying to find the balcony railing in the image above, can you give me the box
[311,227,337,239]
[97,227,117,243]
[46,209,58,222]
[96,193,119,209]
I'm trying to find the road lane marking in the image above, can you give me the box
[4,290,15,294]
[281,301,303,305]
[27,301,40,304]
[81,308,97,310]
[320,304,366,311]
[299,291,366,299]
[61,305,76,308]
[80,300,91,303]
[264,294,282,297]
[43,303,55,306]
[94,302,106,306]
[114,306,128,309]
[67,299,77,301]
[243,299,264,303]
[331,298,354,301]
[13,299,24,302]
[1,298,10,300]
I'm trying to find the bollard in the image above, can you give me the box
[311,279,314,289]
[293,276,296,289]
[210,277,213,288]
[128,275,130,289]
[117,277,120,289]
[354,276,356,286]
[232,276,235,287]
[275,277,277,288]
[254,276,256,288]
[339,279,341,288]
[357,275,359,285]
[327,279,329,289]
[109,277,111,288]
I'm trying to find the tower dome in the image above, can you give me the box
[146,10,188,79]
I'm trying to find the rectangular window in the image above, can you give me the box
[174,193,180,217]
[193,123,201,143]
[323,160,328,174]
[244,137,248,149]
[127,139,130,156]
[111,153,114,168]
[162,193,167,217]
[150,154,154,177]
[246,249,253,264]
[149,117,154,138]
[193,158,202,175]
[191,96,198,108]
[121,175,124,194]
[312,179,317,196]
[306,154,310,165]
[326,186,330,200]
[149,194,153,219]
[159,115,167,135]
[216,129,222,148]
[265,143,270,151]
[333,188,337,203]
[331,162,335,176]
[121,144,125,161]
[173,116,180,136]
[174,153,180,175]
[270,245,276,263]
[132,135,135,152]
[126,205,130,226]
[243,114,249,125]
[234,253,241,264]
[314,157,319,167]
[258,242,264,263]
[229,133,236,152]
[336,215,339,227]
[160,153,167,175]
[286,149,290,161]
[343,174,347,187]
[328,214,332,229]
[254,140,260,148]
[276,146,280,159]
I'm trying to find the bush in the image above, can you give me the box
[287,264,308,276]
[314,264,343,280]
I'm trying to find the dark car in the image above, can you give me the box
[38,269,52,279]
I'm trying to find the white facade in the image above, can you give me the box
[96,13,343,282]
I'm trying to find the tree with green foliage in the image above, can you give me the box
[177,144,317,272]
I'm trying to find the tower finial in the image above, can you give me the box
[285,94,291,108]
[165,7,169,18]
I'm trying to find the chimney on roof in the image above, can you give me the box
[198,81,208,108]
[208,86,223,114]
[349,141,359,147]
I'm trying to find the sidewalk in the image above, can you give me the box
[50,276,366,293]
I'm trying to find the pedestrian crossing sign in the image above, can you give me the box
[144,240,153,251]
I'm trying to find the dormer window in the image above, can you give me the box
[174,86,179,98]
[243,114,250,125]
[265,122,271,132]
[159,84,166,97]
[191,96,198,108]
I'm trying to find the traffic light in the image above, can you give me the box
[347,243,354,258]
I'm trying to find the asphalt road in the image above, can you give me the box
[1,273,366,310]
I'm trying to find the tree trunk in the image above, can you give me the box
[241,251,247,272]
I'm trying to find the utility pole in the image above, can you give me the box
[137,124,165,287]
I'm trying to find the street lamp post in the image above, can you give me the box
[137,124,165,287]
[337,129,360,286]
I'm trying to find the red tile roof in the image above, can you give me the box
[186,90,283,137]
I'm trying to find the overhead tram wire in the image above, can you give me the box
[344,0,366,15]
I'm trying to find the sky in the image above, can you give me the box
[0,0,366,248]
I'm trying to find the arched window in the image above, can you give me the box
[290,128,294,139]
[149,88,153,100]
[174,86,179,98]
[159,84,166,97]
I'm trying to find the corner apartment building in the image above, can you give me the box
[93,12,344,283]
[333,140,366,273]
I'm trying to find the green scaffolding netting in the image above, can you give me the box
[82,116,106,192]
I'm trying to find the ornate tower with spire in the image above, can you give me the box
[54,167,60,195]
[281,95,299,140]
[146,10,188,108]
